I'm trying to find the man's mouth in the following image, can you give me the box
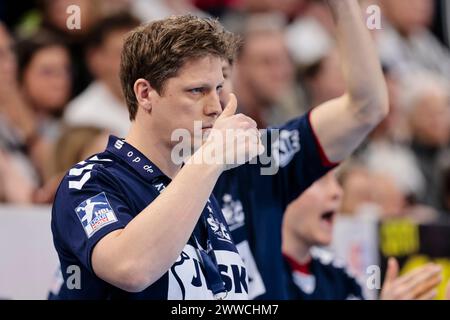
[320,210,336,222]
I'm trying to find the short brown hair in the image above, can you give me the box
[120,15,241,120]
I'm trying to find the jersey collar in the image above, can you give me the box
[283,253,312,275]
[105,135,167,183]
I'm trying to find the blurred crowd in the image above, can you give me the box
[0,0,450,226]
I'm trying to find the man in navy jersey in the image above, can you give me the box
[51,15,263,299]
[282,171,442,300]
[53,0,389,300]
[213,0,389,299]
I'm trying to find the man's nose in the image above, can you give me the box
[204,91,223,117]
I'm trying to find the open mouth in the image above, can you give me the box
[320,210,336,222]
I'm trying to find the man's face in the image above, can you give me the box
[284,171,343,247]
[149,55,225,149]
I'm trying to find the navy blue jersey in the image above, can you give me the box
[285,248,364,300]
[213,112,337,299]
[51,136,248,300]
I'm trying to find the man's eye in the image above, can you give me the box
[216,85,223,93]
[189,88,204,94]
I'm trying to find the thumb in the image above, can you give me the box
[217,93,237,120]
[383,257,399,287]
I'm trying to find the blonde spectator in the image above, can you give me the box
[33,126,109,204]
[54,126,109,174]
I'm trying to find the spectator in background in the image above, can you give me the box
[441,165,450,214]
[377,0,450,79]
[338,164,374,216]
[357,67,425,200]
[54,127,109,175]
[0,22,41,203]
[300,0,335,35]
[402,73,450,210]
[37,0,99,37]
[32,126,109,204]
[15,30,72,184]
[96,0,133,17]
[301,47,345,108]
[193,0,240,18]
[0,149,36,203]
[339,161,438,223]
[339,162,408,220]
[63,13,140,137]
[232,13,300,128]
[238,0,308,18]
[131,0,207,23]
[282,170,442,299]
[31,0,103,96]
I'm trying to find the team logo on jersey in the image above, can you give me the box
[221,194,245,231]
[206,210,232,244]
[168,245,249,299]
[272,129,301,168]
[75,192,118,238]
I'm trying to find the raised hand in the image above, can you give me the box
[380,257,442,300]
[197,93,264,170]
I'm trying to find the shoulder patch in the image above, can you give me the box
[272,129,301,168]
[75,192,118,238]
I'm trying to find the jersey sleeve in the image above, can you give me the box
[263,111,339,205]
[52,165,135,274]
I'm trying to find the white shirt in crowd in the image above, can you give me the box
[64,81,130,137]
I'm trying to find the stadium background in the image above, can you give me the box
[0,0,450,300]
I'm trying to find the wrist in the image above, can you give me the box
[186,144,225,176]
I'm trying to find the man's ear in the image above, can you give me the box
[134,78,155,113]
